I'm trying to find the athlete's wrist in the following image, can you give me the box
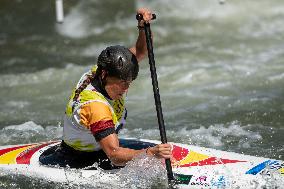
[145,147,156,156]
[137,25,144,31]
[145,147,150,155]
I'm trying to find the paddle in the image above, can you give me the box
[136,13,174,183]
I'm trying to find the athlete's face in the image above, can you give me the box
[105,76,132,100]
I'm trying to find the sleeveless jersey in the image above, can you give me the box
[63,69,126,152]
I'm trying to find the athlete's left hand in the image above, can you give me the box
[146,143,172,159]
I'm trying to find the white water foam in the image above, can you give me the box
[56,1,137,39]
[56,2,89,38]
[120,121,262,150]
[0,64,84,88]
[137,0,239,20]
[37,154,167,189]
[0,121,62,145]
[0,119,264,154]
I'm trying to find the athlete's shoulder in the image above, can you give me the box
[81,101,112,118]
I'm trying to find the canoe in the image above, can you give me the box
[0,138,283,188]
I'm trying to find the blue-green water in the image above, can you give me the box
[0,0,283,188]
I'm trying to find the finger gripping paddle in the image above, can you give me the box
[136,13,174,183]
[136,13,156,21]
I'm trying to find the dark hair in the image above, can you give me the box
[72,73,95,103]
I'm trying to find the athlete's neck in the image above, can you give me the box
[91,77,112,100]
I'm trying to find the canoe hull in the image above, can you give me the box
[0,139,282,188]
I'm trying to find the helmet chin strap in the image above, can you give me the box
[99,69,108,87]
[91,67,111,99]
[98,70,113,100]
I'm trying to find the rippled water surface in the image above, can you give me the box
[0,0,283,188]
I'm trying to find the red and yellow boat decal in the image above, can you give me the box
[280,168,284,175]
[0,141,58,165]
[172,145,246,167]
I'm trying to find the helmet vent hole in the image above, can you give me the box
[97,45,139,81]
[118,56,123,68]
[106,50,111,57]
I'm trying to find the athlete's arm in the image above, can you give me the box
[99,133,172,166]
[129,8,154,62]
[81,102,171,166]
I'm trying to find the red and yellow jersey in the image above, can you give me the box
[63,69,126,152]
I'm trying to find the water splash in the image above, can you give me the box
[118,153,168,188]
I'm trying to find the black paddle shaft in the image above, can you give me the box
[136,14,174,182]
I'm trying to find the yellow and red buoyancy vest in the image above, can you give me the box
[63,69,127,152]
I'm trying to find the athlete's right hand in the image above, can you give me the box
[137,7,154,26]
